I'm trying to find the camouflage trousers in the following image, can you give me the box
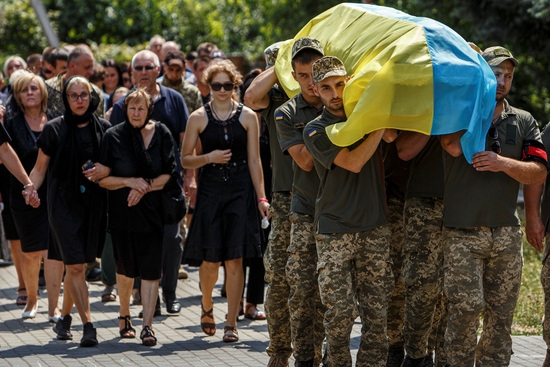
[402,197,446,364]
[316,226,393,367]
[443,226,523,367]
[386,196,405,348]
[287,212,325,365]
[541,233,550,348]
[264,192,293,360]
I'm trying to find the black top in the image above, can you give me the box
[99,121,176,233]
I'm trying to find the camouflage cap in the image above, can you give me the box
[291,37,324,60]
[482,46,519,67]
[264,41,283,69]
[312,56,346,83]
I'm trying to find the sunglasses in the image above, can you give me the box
[133,65,156,71]
[487,126,501,154]
[211,82,235,92]
[67,92,90,102]
[42,69,53,76]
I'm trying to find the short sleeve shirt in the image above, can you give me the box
[255,86,293,193]
[304,109,387,234]
[275,93,323,215]
[443,100,543,227]
[405,136,444,199]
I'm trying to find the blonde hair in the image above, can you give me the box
[13,72,48,112]
[65,76,92,93]
[203,59,242,86]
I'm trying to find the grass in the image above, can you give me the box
[511,232,544,335]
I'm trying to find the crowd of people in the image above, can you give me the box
[1,33,550,367]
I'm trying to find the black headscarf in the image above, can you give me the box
[62,75,101,125]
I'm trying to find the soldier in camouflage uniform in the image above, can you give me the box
[275,37,326,367]
[160,50,203,115]
[244,42,293,367]
[523,124,550,367]
[304,56,393,367]
[380,141,411,367]
[440,46,547,367]
[45,45,105,119]
[395,134,446,367]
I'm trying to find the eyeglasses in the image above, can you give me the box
[211,82,235,92]
[67,92,90,102]
[487,126,501,154]
[133,65,157,71]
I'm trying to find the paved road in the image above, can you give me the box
[0,262,546,366]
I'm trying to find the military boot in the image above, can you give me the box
[402,354,426,367]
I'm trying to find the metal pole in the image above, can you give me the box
[30,0,60,47]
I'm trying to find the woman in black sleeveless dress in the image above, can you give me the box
[181,60,269,343]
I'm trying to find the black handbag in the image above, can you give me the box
[161,174,186,225]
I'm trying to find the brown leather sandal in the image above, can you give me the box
[200,302,216,336]
[222,325,239,343]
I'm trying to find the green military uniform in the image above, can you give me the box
[443,100,543,366]
[304,109,392,367]
[402,136,446,365]
[380,141,411,366]
[160,77,203,115]
[256,86,294,362]
[275,93,325,365]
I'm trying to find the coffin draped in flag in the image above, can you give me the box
[274,3,496,163]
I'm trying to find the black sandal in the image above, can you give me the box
[140,325,157,346]
[222,325,239,343]
[118,315,136,338]
[16,288,27,306]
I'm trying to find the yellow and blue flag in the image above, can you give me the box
[275,3,496,163]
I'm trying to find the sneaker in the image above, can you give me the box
[80,322,98,347]
[53,315,73,340]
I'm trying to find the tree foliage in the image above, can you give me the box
[1,0,549,121]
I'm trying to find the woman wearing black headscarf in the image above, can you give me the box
[98,88,176,346]
[30,75,111,347]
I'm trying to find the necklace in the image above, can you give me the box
[210,101,234,122]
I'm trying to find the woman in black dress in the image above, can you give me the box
[5,72,64,321]
[99,88,176,346]
[181,59,269,343]
[30,76,111,347]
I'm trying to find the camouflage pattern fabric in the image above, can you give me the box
[443,226,523,367]
[402,197,445,360]
[160,78,203,114]
[264,192,293,360]
[315,225,393,367]
[542,233,550,348]
[386,196,405,349]
[286,211,325,365]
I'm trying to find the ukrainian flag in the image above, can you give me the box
[275,3,496,163]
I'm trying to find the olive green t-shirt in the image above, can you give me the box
[443,100,543,227]
[405,136,444,199]
[304,110,386,234]
[256,86,293,193]
[275,93,323,216]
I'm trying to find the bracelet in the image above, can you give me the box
[23,183,34,189]
[206,153,210,164]
[257,197,269,203]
